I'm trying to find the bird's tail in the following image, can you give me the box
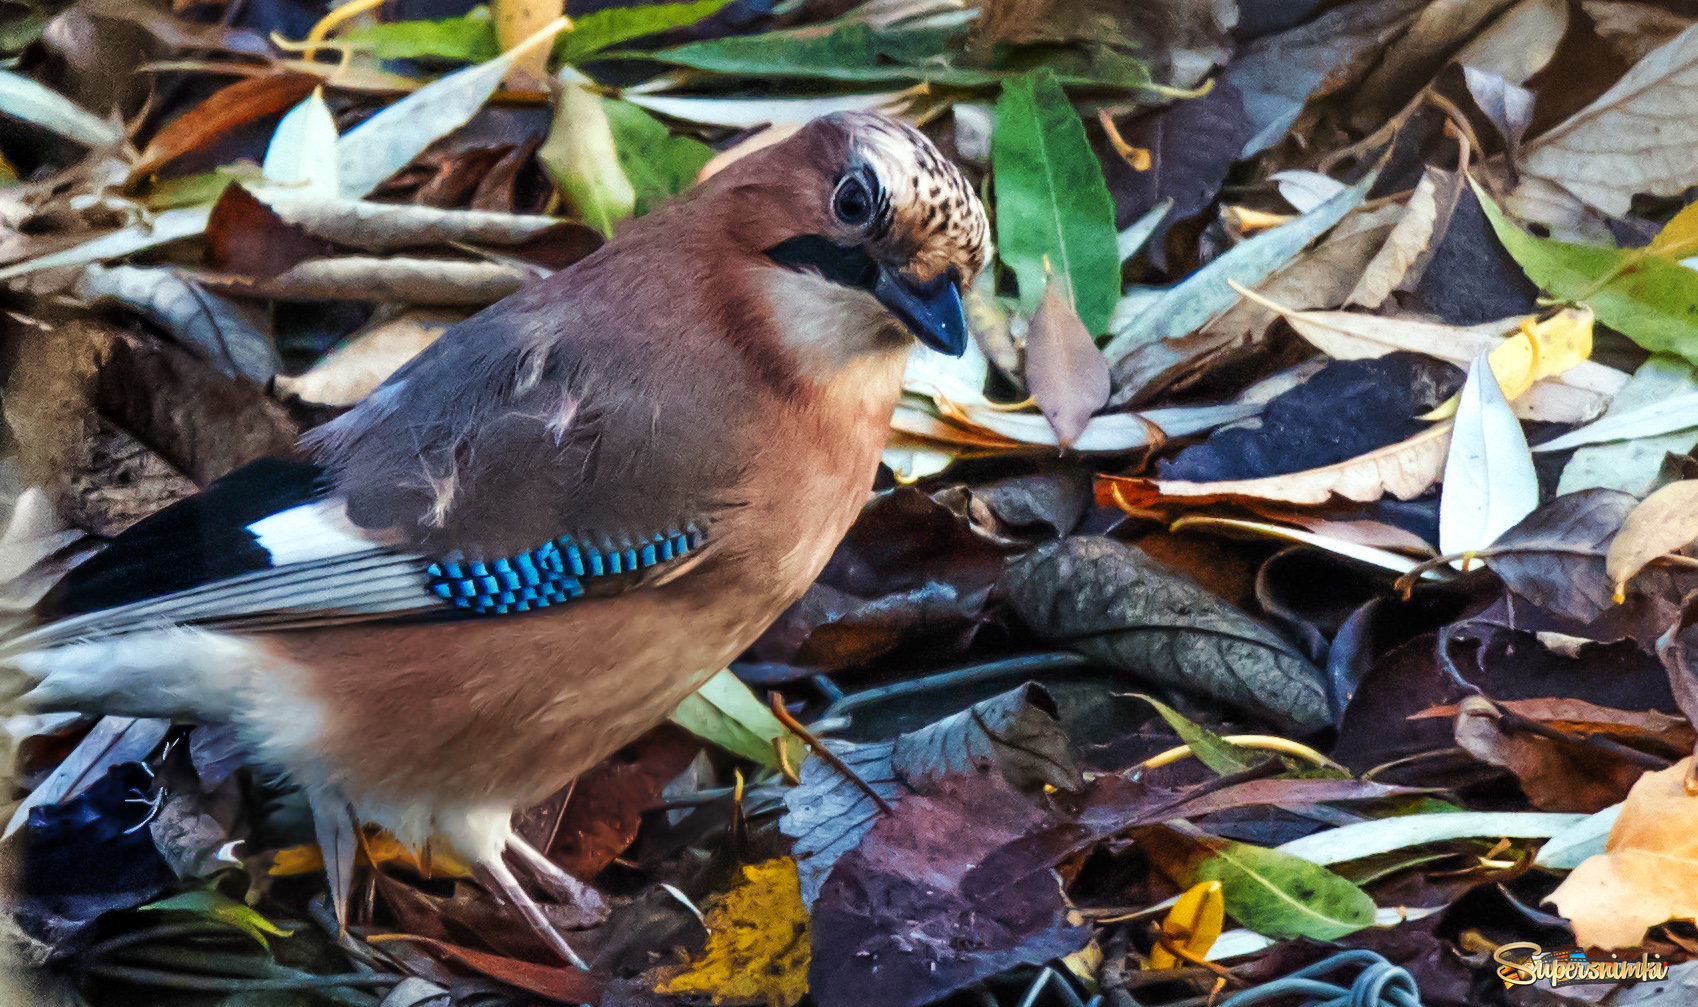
[9,627,249,720]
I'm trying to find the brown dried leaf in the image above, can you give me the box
[1607,481,1698,600]
[131,73,320,180]
[200,257,539,305]
[1448,696,1661,812]
[1025,272,1109,448]
[274,309,463,407]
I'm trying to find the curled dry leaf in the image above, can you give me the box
[1345,170,1439,309]
[1482,488,1638,622]
[202,256,540,305]
[1100,421,1453,509]
[1606,481,1698,601]
[1024,271,1109,448]
[1548,757,1698,948]
[1449,695,1661,813]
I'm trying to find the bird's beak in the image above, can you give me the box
[873,265,968,356]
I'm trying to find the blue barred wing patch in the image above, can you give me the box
[425,526,701,615]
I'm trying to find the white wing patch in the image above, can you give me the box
[248,501,382,566]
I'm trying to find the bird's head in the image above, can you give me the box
[711,112,991,357]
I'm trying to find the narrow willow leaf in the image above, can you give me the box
[1277,811,1585,864]
[1439,351,1538,557]
[0,68,121,148]
[558,0,732,63]
[602,99,712,215]
[993,69,1120,333]
[669,669,805,771]
[336,17,567,197]
[541,68,636,234]
[337,9,500,61]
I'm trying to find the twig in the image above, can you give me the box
[768,692,893,815]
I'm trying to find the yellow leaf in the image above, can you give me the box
[1648,201,1698,261]
[269,830,471,878]
[1422,307,1594,420]
[1605,479,1698,602]
[495,0,567,91]
[655,858,810,1006]
[1146,880,1224,969]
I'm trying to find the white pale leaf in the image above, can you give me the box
[1168,516,1447,580]
[1117,199,1171,263]
[1277,811,1587,865]
[0,205,213,281]
[262,88,340,199]
[1534,804,1623,870]
[0,69,123,148]
[1270,170,1346,212]
[1540,390,1698,453]
[1439,351,1538,556]
[1517,22,1698,218]
[336,18,567,198]
[1556,357,1698,496]
[623,91,901,128]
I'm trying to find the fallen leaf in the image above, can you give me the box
[1025,270,1109,447]
[1002,536,1331,732]
[1147,880,1224,969]
[73,264,280,385]
[530,724,700,880]
[1438,351,1538,557]
[993,68,1120,333]
[654,859,810,1006]
[1582,0,1695,64]
[1606,481,1698,601]
[382,934,603,1002]
[201,256,539,305]
[891,682,1082,794]
[1346,171,1439,308]
[1516,23,1698,220]
[669,668,805,771]
[1463,66,1534,158]
[1481,488,1638,622]
[494,0,563,91]
[1542,360,1698,496]
[1548,757,1698,948]
[336,18,567,198]
[274,309,461,406]
[1454,0,1567,86]
[1140,821,1376,941]
[0,68,122,149]
[1449,695,1657,812]
[540,67,635,235]
[260,88,339,199]
[131,72,319,180]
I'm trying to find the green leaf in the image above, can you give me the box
[337,9,500,62]
[992,69,1120,334]
[602,99,712,215]
[558,0,732,64]
[141,890,293,949]
[650,17,989,84]
[539,68,635,235]
[1133,694,1257,775]
[1143,824,1377,941]
[1476,181,1698,364]
[670,669,806,771]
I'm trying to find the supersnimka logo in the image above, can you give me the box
[1494,942,1670,988]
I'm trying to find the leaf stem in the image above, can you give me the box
[768,692,893,814]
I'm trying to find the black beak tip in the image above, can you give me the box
[875,267,970,357]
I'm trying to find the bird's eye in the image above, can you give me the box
[833,174,875,226]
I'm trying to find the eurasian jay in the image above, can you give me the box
[5,112,991,967]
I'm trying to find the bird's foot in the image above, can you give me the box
[507,834,608,918]
[476,855,591,971]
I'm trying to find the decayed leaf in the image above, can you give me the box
[1454,0,1567,86]
[0,68,123,149]
[73,264,279,385]
[993,69,1120,333]
[1606,481,1698,601]
[1516,23,1698,220]
[655,859,810,1006]
[541,67,636,235]
[1147,880,1224,969]
[1140,822,1376,941]
[262,193,592,254]
[1438,351,1538,557]
[1025,271,1109,447]
[892,683,1081,794]
[1548,757,1698,948]
[203,256,538,304]
[1002,536,1331,732]
[275,309,460,406]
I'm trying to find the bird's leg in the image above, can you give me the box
[475,856,591,971]
[506,834,606,914]
[308,792,359,931]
